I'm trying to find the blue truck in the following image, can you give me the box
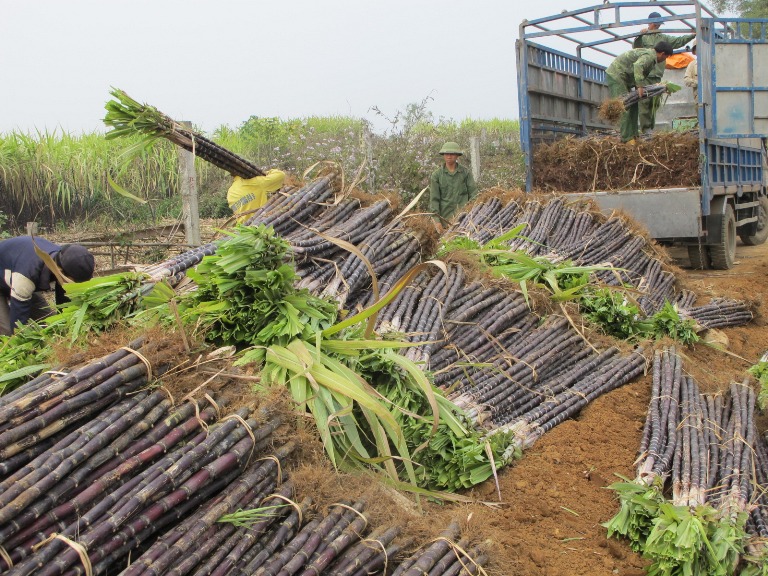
[517,1,768,269]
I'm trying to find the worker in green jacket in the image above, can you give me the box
[429,141,478,230]
[605,41,674,142]
[633,11,696,132]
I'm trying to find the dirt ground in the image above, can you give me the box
[453,239,768,576]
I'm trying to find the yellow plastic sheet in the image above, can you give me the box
[227,169,286,222]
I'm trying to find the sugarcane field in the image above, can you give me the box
[5,2,768,574]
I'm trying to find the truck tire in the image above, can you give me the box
[687,244,711,270]
[710,204,736,269]
[739,196,768,246]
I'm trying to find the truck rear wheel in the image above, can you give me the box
[710,204,737,269]
[687,244,711,270]
[739,196,768,246]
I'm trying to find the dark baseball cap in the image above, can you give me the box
[648,11,662,22]
[57,244,95,282]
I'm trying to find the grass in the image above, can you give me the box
[0,108,525,232]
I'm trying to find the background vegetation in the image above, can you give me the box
[711,0,768,17]
[0,102,523,234]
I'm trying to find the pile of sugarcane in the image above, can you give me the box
[104,88,265,178]
[104,179,751,335]
[605,347,768,575]
[448,196,753,328]
[0,334,287,575]
[5,177,750,478]
[0,334,492,575]
[373,265,647,430]
[449,197,677,315]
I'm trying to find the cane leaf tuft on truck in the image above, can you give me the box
[517,1,768,269]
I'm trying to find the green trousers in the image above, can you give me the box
[606,75,639,142]
[639,75,662,132]
[639,98,656,132]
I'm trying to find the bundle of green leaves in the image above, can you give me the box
[350,343,516,490]
[0,321,53,395]
[0,271,151,394]
[182,224,338,355]
[580,289,700,344]
[606,478,747,576]
[437,227,603,304]
[49,272,149,342]
[605,476,667,552]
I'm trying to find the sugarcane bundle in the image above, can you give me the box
[245,177,336,235]
[621,83,676,109]
[598,82,676,123]
[741,431,768,574]
[143,242,219,282]
[115,443,292,576]
[389,520,489,576]
[321,226,423,309]
[678,297,754,330]
[104,88,265,178]
[604,348,762,575]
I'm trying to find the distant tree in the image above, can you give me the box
[711,0,768,17]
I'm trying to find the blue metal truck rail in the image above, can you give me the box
[517,1,768,268]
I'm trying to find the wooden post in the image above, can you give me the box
[363,124,375,192]
[469,136,481,183]
[178,121,201,246]
[26,222,38,236]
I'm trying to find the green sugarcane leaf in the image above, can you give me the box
[387,350,442,438]
[107,174,147,204]
[0,363,50,387]
[323,260,447,338]
[483,222,530,249]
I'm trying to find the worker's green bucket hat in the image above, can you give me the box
[438,141,463,155]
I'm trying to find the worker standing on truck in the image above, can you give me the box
[429,141,478,231]
[606,41,674,143]
[0,237,95,335]
[633,11,696,132]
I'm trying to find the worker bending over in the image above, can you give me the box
[0,236,95,335]
[606,41,674,143]
[227,169,286,222]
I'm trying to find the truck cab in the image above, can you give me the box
[517,1,768,269]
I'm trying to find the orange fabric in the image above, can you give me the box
[666,53,694,69]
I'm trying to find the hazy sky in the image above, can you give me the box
[1,1,674,135]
